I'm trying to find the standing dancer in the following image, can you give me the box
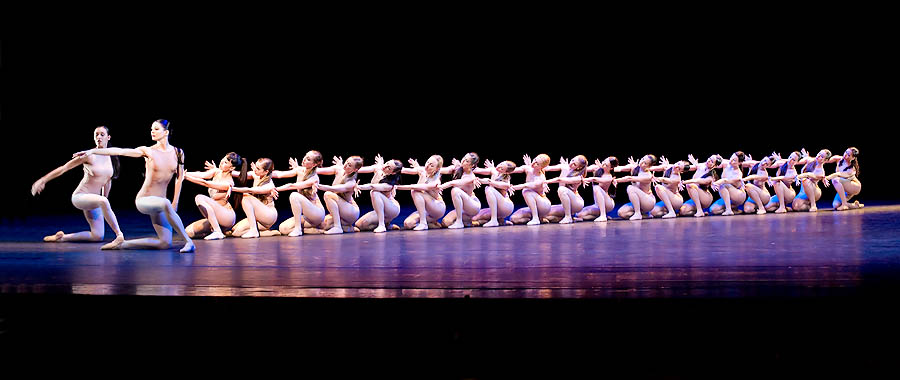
[439,153,483,229]
[826,147,863,211]
[73,119,194,252]
[32,126,125,244]
[183,152,247,240]
[710,151,748,216]
[471,159,517,227]
[545,155,589,224]
[397,155,453,231]
[355,157,404,233]
[272,151,326,237]
[615,154,659,221]
[649,157,687,219]
[680,154,722,217]
[577,157,619,222]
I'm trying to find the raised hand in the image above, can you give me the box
[289,157,300,171]
[523,154,532,167]
[687,154,699,167]
[659,156,670,167]
[746,154,753,162]
[205,160,217,171]
[594,158,603,168]
[560,156,568,166]
[451,158,461,168]
[800,148,808,159]
[408,158,421,169]
[31,179,46,196]
[771,152,782,162]
[333,156,344,167]
[250,161,258,173]
[484,159,495,170]
[374,154,384,167]
[627,156,636,166]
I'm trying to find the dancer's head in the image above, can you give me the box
[221,152,248,208]
[750,155,774,175]
[532,154,551,173]
[777,151,800,176]
[706,155,722,170]
[595,156,618,177]
[301,150,324,181]
[843,147,860,177]
[567,155,588,177]
[815,149,833,164]
[150,119,171,142]
[453,152,479,180]
[730,151,746,168]
[254,158,274,185]
[377,159,404,186]
[95,126,120,179]
[339,156,364,184]
[664,161,689,178]
[424,155,444,177]
[494,161,517,183]
[632,154,657,175]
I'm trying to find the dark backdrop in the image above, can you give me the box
[3,12,894,221]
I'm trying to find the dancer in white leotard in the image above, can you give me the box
[826,147,863,211]
[32,126,124,244]
[183,152,247,240]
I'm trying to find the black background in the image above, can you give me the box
[3,9,894,220]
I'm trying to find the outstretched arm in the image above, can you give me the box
[31,155,88,195]
[76,147,146,158]
[317,180,357,193]
[185,174,233,191]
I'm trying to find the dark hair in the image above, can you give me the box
[777,151,800,176]
[733,151,746,176]
[631,154,657,176]
[376,160,404,186]
[225,152,248,210]
[155,119,171,131]
[663,161,688,178]
[595,156,618,177]
[844,147,860,178]
[97,126,120,180]
[452,152,479,180]
[701,156,722,181]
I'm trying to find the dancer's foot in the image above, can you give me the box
[448,221,465,229]
[241,230,260,239]
[44,231,65,242]
[413,222,429,231]
[180,241,196,253]
[775,208,787,214]
[526,217,541,226]
[629,214,642,221]
[204,231,225,240]
[482,220,500,228]
[595,215,608,222]
[809,206,818,212]
[835,204,849,211]
[722,210,734,216]
[756,209,767,215]
[288,228,303,237]
[559,216,573,224]
[856,201,864,209]
[374,225,387,233]
[662,212,677,219]
[694,211,705,218]
[101,234,125,250]
[324,226,343,235]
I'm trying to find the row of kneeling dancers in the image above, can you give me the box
[31,120,863,252]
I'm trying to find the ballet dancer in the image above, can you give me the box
[396,155,454,231]
[230,158,279,238]
[764,150,803,214]
[316,156,376,235]
[710,151,748,216]
[73,119,194,252]
[680,154,723,217]
[576,156,619,222]
[32,126,124,244]
[826,147,863,211]
[471,159,517,227]
[509,154,566,225]
[439,152,483,229]
[355,157,404,233]
[741,155,775,215]
[649,157,688,219]
[792,149,833,212]
[183,152,247,240]
[271,151,326,237]
[615,154,659,221]
[545,155,589,224]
